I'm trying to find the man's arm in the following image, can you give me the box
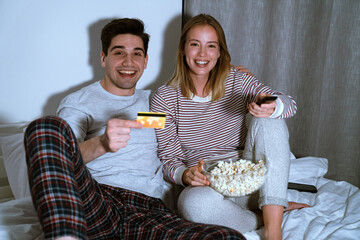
[79,119,143,164]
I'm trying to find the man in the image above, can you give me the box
[24,18,245,239]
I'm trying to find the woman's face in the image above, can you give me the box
[184,24,220,82]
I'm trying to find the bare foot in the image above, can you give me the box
[284,201,311,212]
[56,237,78,240]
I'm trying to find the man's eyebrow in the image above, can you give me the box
[110,45,145,53]
[134,47,145,53]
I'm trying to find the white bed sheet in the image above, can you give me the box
[244,177,360,240]
[0,196,43,240]
[0,157,359,240]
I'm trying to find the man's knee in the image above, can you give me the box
[25,116,73,140]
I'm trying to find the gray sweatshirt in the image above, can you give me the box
[57,81,164,199]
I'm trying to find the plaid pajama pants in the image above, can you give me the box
[24,116,245,240]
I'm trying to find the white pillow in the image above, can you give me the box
[286,156,328,206]
[0,123,30,199]
[289,156,328,185]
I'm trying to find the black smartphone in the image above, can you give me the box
[288,182,318,193]
[256,96,278,106]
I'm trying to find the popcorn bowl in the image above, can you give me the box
[202,153,267,197]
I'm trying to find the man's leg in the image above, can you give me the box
[243,117,291,240]
[24,116,121,239]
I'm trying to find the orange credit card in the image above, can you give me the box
[137,112,166,128]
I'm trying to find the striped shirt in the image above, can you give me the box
[150,68,296,185]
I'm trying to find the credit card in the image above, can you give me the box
[137,112,166,128]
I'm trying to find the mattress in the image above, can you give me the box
[0,157,359,239]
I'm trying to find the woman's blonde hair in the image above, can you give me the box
[167,14,231,101]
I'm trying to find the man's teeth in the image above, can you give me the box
[119,70,135,74]
[196,61,208,65]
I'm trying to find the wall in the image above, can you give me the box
[0,0,183,124]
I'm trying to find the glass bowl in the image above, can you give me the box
[202,154,266,197]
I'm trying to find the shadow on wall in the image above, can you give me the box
[143,14,182,91]
[42,14,182,117]
[42,18,111,117]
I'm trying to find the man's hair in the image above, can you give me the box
[101,18,150,56]
[167,14,231,101]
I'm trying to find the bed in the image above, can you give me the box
[0,122,359,240]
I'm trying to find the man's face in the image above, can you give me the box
[101,34,148,96]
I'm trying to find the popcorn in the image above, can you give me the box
[206,159,266,197]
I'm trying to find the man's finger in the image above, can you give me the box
[125,120,143,128]
[112,119,143,129]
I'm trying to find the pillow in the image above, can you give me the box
[289,156,328,185]
[286,156,328,206]
[0,123,30,199]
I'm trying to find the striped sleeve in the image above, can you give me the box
[150,87,187,184]
[150,69,297,185]
[235,70,297,118]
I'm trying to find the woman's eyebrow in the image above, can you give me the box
[188,39,218,44]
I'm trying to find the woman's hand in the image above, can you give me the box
[182,160,210,186]
[248,93,277,118]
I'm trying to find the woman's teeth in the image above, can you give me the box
[196,61,208,65]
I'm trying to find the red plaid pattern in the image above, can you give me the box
[24,116,245,240]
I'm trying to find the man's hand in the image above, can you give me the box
[182,160,210,186]
[248,93,277,118]
[233,65,254,76]
[80,119,143,164]
[100,119,143,152]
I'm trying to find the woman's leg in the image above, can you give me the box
[243,117,291,240]
[177,186,261,233]
[24,116,120,239]
[107,186,246,240]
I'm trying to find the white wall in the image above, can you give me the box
[0,0,182,124]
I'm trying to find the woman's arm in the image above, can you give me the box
[234,69,297,118]
[150,87,189,185]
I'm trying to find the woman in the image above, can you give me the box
[151,14,305,240]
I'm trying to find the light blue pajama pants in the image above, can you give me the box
[177,118,291,233]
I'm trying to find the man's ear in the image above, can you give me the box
[144,54,149,69]
[100,51,106,67]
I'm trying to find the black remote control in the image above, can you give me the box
[288,182,318,193]
[256,96,277,105]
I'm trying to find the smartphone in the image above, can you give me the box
[256,96,278,106]
[288,182,318,193]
